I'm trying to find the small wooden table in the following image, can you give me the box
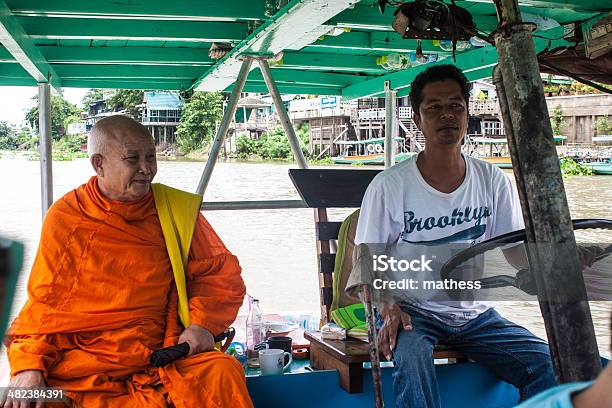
[305,331,466,393]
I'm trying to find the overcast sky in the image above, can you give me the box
[0,87,89,127]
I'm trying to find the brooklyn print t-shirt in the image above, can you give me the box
[355,153,524,325]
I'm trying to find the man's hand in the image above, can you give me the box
[378,303,412,361]
[1,370,46,408]
[178,324,215,357]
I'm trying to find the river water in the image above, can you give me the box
[0,153,610,383]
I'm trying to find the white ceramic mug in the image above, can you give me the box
[258,348,292,375]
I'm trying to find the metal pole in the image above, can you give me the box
[384,81,397,169]
[38,83,53,217]
[258,58,308,169]
[196,58,253,197]
[493,0,601,382]
[201,199,307,211]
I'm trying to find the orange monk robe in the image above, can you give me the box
[6,177,253,408]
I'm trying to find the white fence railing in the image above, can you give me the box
[357,107,414,121]
[469,99,499,115]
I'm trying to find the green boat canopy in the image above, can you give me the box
[0,0,609,99]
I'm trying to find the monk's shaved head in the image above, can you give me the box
[88,115,153,157]
[88,115,157,202]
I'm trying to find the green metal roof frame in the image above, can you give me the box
[0,0,608,99]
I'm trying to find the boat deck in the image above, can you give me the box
[246,360,521,407]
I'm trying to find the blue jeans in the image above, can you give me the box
[392,307,556,408]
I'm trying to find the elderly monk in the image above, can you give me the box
[3,115,253,408]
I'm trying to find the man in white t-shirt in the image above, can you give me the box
[354,65,556,407]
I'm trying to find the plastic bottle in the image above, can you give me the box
[376,53,410,70]
[438,40,473,52]
[246,298,265,362]
[388,53,410,70]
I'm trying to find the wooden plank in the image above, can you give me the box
[320,286,333,307]
[8,0,268,21]
[304,331,466,363]
[289,169,381,208]
[319,253,335,275]
[316,221,342,241]
[309,340,364,393]
[315,207,333,323]
[0,1,61,89]
[194,0,357,92]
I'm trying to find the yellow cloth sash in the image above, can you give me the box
[151,183,202,328]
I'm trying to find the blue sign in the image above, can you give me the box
[320,97,338,109]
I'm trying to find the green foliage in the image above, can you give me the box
[235,135,258,159]
[259,128,292,159]
[175,92,223,153]
[81,89,105,109]
[595,116,612,135]
[51,134,88,161]
[310,156,334,165]
[234,124,311,161]
[25,95,82,139]
[560,157,593,176]
[0,123,37,150]
[108,90,145,120]
[0,122,15,150]
[550,105,564,135]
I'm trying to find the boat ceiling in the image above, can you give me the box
[0,0,609,99]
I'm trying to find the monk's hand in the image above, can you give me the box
[378,303,412,361]
[178,324,215,356]
[2,370,46,408]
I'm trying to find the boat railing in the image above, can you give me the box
[201,200,308,211]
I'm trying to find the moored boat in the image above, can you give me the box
[583,160,612,175]
[331,137,416,165]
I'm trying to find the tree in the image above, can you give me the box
[0,121,15,149]
[595,116,612,135]
[550,105,564,135]
[25,95,82,139]
[108,89,145,120]
[0,123,35,150]
[81,89,105,109]
[175,92,223,152]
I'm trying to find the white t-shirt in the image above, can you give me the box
[355,153,524,325]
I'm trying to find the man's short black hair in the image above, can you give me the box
[409,64,472,114]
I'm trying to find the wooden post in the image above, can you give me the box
[38,83,52,217]
[361,285,384,408]
[493,0,601,382]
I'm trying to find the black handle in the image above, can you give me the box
[150,342,190,367]
[149,332,231,367]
